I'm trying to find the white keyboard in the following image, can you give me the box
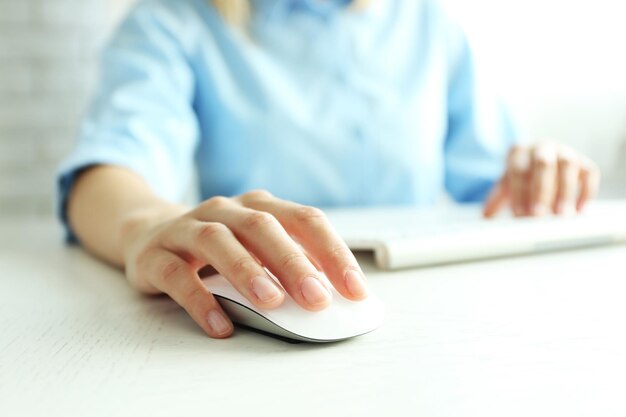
[325,201,626,270]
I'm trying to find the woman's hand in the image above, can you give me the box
[120,190,368,339]
[483,143,601,218]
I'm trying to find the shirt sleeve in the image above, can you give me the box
[56,3,199,240]
[443,16,521,203]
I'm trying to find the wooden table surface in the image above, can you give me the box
[1,215,626,417]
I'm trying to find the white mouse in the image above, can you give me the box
[203,274,385,343]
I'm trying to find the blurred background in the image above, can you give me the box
[0,0,625,217]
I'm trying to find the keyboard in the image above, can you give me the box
[325,201,626,269]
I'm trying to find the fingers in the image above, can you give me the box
[163,218,285,310]
[139,248,234,338]
[195,200,333,311]
[529,145,557,216]
[500,143,601,218]
[125,190,373,341]
[577,157,601,212]
[508,146,532,217]
[483,178,509,218]
[238,191,368,302]
[554,147,580,215]
[280,204,368,301]
[232,209,333,311]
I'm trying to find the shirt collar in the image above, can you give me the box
[288,0,352,16]
[258,0,353,21]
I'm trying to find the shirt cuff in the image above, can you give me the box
[55,145,176,243]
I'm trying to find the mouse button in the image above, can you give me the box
[262,292,385,340]
[326,293,385,328]
[203,274,385,340]
[202,274,253,306]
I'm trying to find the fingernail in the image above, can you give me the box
[251,275,283,304]
[345,269,368,299]
[207,310,232,336]
[301,276,332,307]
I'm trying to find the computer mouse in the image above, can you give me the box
[203,274,385,343]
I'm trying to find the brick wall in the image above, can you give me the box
[0,0,131,216]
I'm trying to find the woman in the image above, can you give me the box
[58,0,600,339]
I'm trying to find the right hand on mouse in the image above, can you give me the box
[120,190,369,339]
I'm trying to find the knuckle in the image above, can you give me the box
[194,222,229,244]
[325,244,353,264]
[184,286,206,305]
[158,259,185,284]
[532,146,557,167]
[558,149,580,167]
[293,206,327,225]
[579,163,591,177]
[558,158,576,169]
[242,211,277,230]
[241,189,273,203]
[202,196,231,210]
[508,149,530,173]
[580,158,601,181]
[229,256,258,276]
[278,251,308,271]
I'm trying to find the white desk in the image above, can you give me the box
[1,216,626,417]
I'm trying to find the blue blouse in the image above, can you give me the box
[58,0,518,231]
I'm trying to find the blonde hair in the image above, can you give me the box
[211,0,370,27]
[211,0,251,28]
